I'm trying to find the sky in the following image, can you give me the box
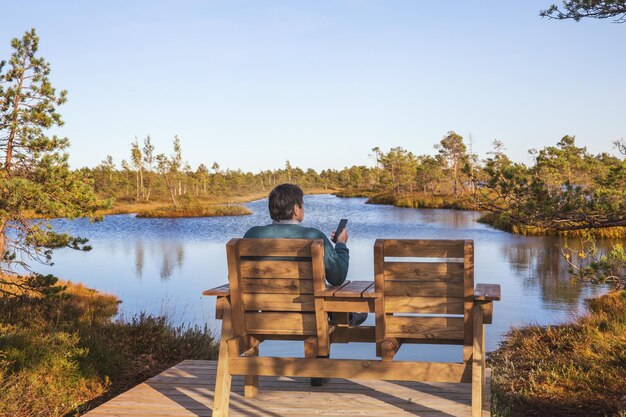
[1,1,625,172]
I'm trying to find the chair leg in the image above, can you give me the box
[213,299,234,417]
[472,303,484,417]
[381,337,400,361]
[244,342,259,398]
[304,336,318,359]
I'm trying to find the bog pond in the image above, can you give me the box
[40,195,614,361]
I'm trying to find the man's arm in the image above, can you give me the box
[319,233,349,286]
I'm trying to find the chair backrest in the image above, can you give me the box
[374,239,474,355]
[226,238,326,339]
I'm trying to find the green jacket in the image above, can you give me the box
[243,223,349,286]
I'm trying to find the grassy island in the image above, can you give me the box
[135,204,252,218]
[0,280,218,417]
[490,290,626,417]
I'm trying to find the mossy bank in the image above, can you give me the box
[0,280,218,417]
[490,290,626,416]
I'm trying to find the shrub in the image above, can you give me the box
[0,282,218,417]
[490,291,626,416]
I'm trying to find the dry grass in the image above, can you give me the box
[99,188,337,216]
[490,290,626,416]
[0,281,218,417]
[136,204,252,218]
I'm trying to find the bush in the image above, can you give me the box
[0,282,218,417]
[490,291,626,416]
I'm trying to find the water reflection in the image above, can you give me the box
[130,240,185,281]
[501,237,613,308]
[37,195,618,359]
[135,241,144,278]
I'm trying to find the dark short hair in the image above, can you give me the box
[268,184,304,221]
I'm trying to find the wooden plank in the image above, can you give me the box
[334,280,374,298]
[384,280,464,297]
[384,262,465,280]
[228,357,472,383]
[316,280,351,296]
[211,298,233,417]
[472,303,485,417]
[311,239,330,357]
[386,316,464,340]
[385,296,465,314]
[242,293,315,311]
[202,283,229,296]
[362,284,378,298]
[474,283,501,301]
[374,239,385,358]
[463,240,475,363]
[245,312,316,335]
[226,239,246,337]
[383,240,465,258]
[242,278,313,294]
[240,260,313,279]
[215,296,225,319]
[323,298,374,313]
[238,238,314,257]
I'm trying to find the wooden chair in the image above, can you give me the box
[206,238,332,417]
[205,238,500,417]
[373,239,500,417]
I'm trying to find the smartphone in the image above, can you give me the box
[332,219,348,243]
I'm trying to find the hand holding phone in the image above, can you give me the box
[332,219,348,243]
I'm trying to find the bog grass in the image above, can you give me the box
[0,280,218,417]
[490,290,626,416]
[136,204,252,218]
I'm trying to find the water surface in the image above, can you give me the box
[41,195,612,361]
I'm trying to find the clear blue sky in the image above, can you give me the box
[1,1,625,172]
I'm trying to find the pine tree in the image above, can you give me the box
[0,29,105,294]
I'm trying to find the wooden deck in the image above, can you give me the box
[85,360,491,417]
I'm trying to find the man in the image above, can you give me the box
[244,183,349,285]
[243,183,366,386]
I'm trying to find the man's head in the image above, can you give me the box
[268,184,304,221]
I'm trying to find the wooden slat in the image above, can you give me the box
[384,262,465,280]
[245,312,316,335]
[362,284,378,298]
[226,239,246,337]
[238,238,313,257]
[311,239,330,357]
[374,239,386,358]
[383,240,465,258]
[323,298,375,313]
[463,240,475,363]
[240,260,313,279]
[386,316,464,340]
[474,283,501,301]
[385,296,464,314]
[243,293,315,311]
[228,357,471,383]
[333,280,374,298]
[242,278,313,294]
[384,280,464,298]
[202,283,230,296]
[316,280,351,296]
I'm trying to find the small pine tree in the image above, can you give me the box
[0,29,106,295]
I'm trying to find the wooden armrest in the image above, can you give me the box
[203,283,230,296]
[474,283,501,301]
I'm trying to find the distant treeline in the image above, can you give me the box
[84,132,484,204]
[82,132,626,234]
